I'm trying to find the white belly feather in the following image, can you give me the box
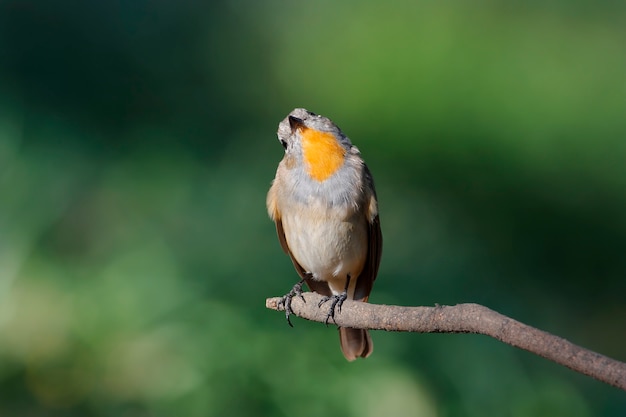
[281,202,367,295]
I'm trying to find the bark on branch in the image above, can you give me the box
[266,293,626,391]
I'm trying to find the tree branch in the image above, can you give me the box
[266,293,626,391]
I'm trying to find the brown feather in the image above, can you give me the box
[275,219,291,255]
[353,162,383,302]
[339,327,373,361]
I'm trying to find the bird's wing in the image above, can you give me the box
[353,163,383,302]
[353,214,382,302]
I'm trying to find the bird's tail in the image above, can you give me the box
[339,327,373,361]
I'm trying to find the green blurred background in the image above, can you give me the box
[1,1,625,416]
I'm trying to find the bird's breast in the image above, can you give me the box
[281,202,368,282]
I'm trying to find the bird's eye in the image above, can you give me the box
[280,139,288,149]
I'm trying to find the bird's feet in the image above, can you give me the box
[278,279,306,327]
[318,291,348,325]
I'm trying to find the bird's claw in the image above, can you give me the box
[318,291,348,326]
[278,279,306,327]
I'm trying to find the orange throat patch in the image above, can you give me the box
[300,128,346,182]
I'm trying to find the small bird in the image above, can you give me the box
[267,108,382,361]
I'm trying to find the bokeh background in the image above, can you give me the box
[1,1,625,416]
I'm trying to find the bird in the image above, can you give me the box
[266,108,382,361]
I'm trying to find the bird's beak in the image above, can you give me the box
[288,116,305,132]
